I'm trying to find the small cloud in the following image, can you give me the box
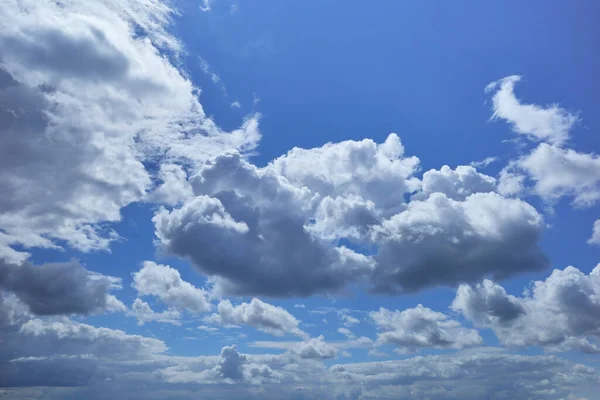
[342,314,360,327]
[200,0,212,12]
[230,101,242,109]
[470,156,498,169]
[198,325,220,333]
[294,303,305,309]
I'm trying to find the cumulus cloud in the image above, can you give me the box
[0,0,260,262]
[415,165,496,201]
[502,143,600,207]
[217,345,247,380]
[371,192,547,292]
[370,305,482,352]
[452,264,600,352]
[154,151,374,297]
[289,335,338,359]
[155,134,546,297]
[486,75,578,144]
[131,298,181,326]
[269,133,420,213]
[0,259,124,316]
[207,298,307,338]
[132,261,211,313]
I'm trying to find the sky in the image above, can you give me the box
[0,0,599,399]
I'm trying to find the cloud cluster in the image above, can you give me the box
[452,264,600,352]
[488,75,600,209]
[1,290,598,399]
[155,141,546,296]
[370,305,482,352]
[0,0,260,263]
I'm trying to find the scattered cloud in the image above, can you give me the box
[132,261,211,313]
[486,75,578,144]
[502,143,600,207]
[206,298,307,338]
[414,165,497,201]
[470,156,498,169]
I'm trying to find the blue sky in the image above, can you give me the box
[1,1,600,399]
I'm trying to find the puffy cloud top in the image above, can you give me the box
[453,264,600,353]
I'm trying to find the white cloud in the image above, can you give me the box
[486,75,578,144]
[207,298,307,338]
[269,133,420,213]
[469,156,498,169]
[132,261,211,313]
[0,0,261,262]
[341,314,360,327]
[415,165,497,201]
[507,143,600,207]
[289,335,338,360]
[452,264,600,353]
[370,305,482,352]
[337,328,356,340]
[131,298,181,326]
[589,219,600,245]
[200,0,212,12]
[147,164,194,206]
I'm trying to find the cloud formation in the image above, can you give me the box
[132,261,211,313]
[155,134,547,296]
[0,259,124,316]
[0,0,260,263]
[207,298,307,337]
[370,305,482,352]
[371,192,547,292]
[154,151,374,297]
[486,75,578,144]
[501,143,600,207]
[452,264,600,352]
[131,298,181,326]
